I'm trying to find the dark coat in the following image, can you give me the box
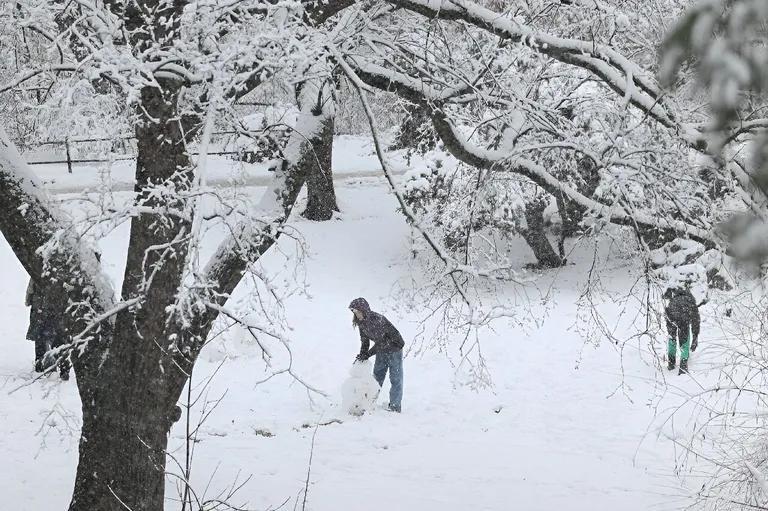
[664,288,700,341]
[350,298,405,360]
[25,279,66,342]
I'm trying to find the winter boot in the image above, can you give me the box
[678,359,688,375]
[667,357,676,371]
[387,404,401,413]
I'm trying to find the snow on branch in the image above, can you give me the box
[434,112,717,245]
[746,462,768,503]
[346,58,470,101]
[302,0,358,25]
[191,72,334,342]
[348,56,720,247]
[387,0,677,124]
[0,65,79,95]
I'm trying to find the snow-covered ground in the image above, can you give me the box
[1,142,709,510]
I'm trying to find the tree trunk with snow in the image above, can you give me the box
[47,2,206,504]
[302,115,339,221]
[70,408,172,509]
[65,93,321,508]
[67,77,196,509]
[521,196,565,269]
[556,156,601,238]
[295,71,339,222]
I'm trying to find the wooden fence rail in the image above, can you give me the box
[26,130,258,172]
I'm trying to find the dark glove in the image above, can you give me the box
[355,353,368,362]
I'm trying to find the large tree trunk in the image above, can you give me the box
[59,0,199,502]
[69,404,172,510]
[67,80,193,510]
[302,115,339,221]
[521,196,565,268]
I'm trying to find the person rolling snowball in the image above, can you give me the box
[349,297,405,412]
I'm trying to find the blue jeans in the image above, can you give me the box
[373,350,403,411]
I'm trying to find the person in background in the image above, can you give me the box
[25,278,70,380]
[663,284,701,375]
[350,297,405,412]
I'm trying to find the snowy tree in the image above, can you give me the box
[339,0,727,272]
[0,0,352,509]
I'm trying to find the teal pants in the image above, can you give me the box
[668,324,691,362]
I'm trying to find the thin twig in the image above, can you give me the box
[300,419,322,511]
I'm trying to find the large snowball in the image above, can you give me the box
[341,361,381,416]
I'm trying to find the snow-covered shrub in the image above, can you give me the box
[650,239,734,291]
[699,249,736,290]
[402,155,450,215]
[650,239,706,268]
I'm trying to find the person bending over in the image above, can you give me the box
[350,297,405,412]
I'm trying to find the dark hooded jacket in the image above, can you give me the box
[25,278,67,342]
[663,287,700,341]
[350,298,405,360]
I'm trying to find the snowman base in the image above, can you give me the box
[341,361,381,416]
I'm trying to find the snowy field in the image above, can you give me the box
[1,140,712,510]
